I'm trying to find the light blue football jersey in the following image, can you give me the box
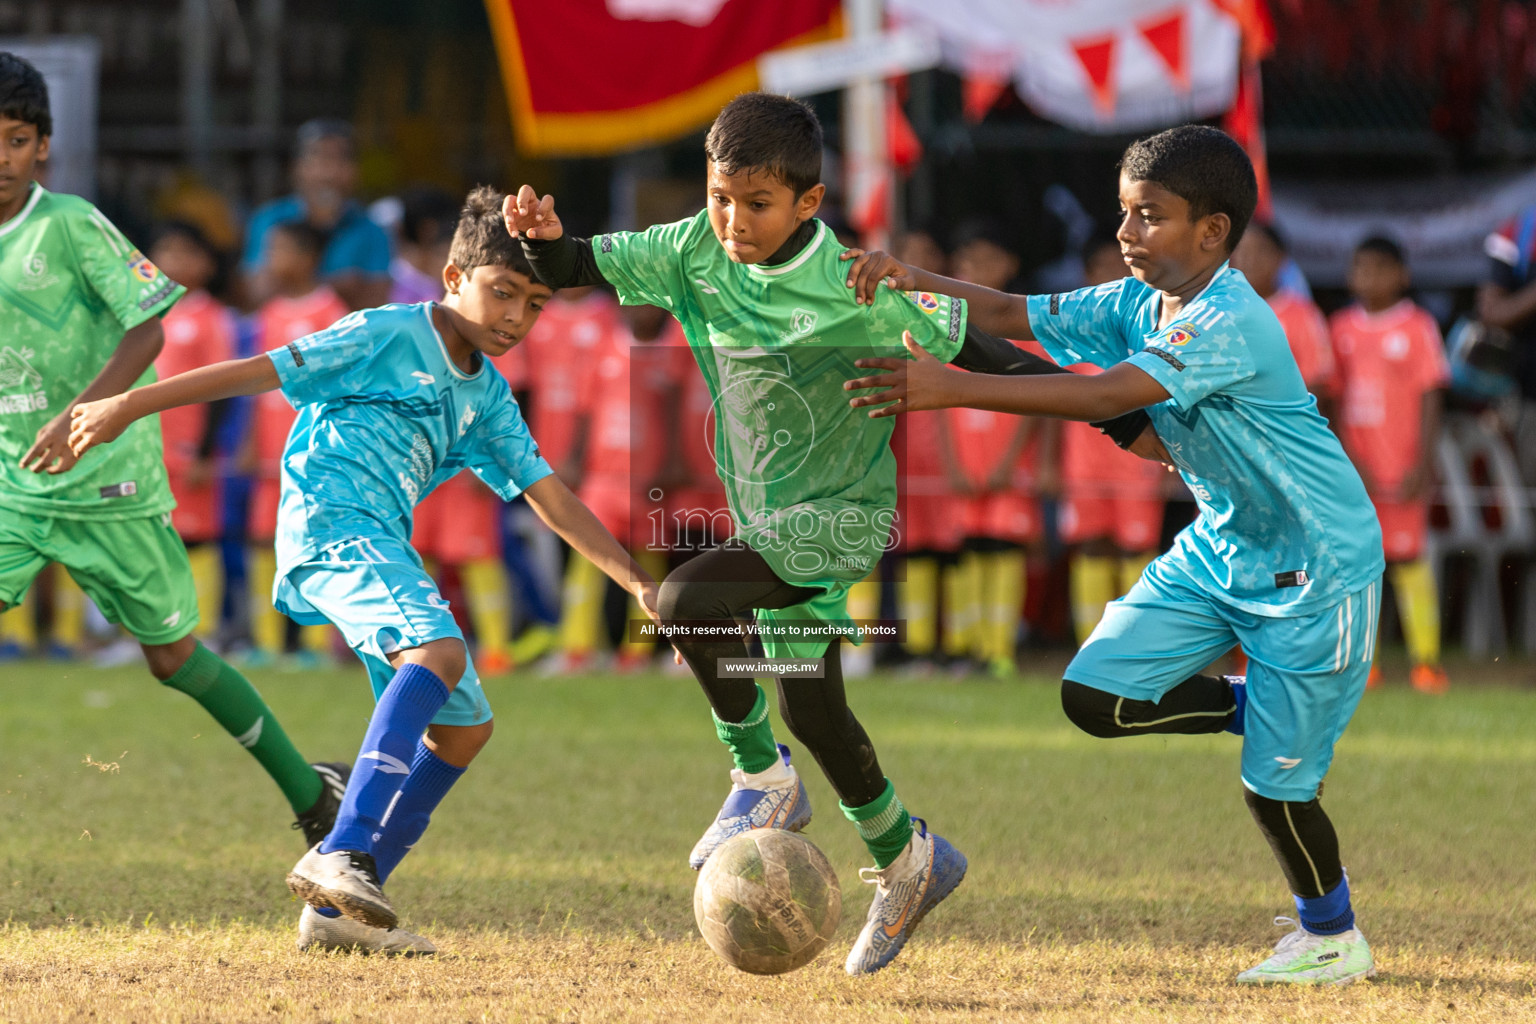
[267,302,552,576]
[1027,264,1383,616]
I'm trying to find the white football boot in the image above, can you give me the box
[1236,917,1377,985]
[287,845,396,930]
[297,906,436,955]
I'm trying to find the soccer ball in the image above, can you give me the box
[693,830,842,975]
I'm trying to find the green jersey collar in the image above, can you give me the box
[0,183,45,239]
[746,220,827,278]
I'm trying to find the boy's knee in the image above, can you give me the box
[143,635,199,682]
[402,637,467,690]
[427,718,493,767]
[1060,679,1125,738]
[657,575,720,623]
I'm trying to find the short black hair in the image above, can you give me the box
[1354,234,1406,266]
[0,52,51,137]
[270,219,328,259]
[705,92,822,197]
[1120,124,1257,253]
[449,184,536,278]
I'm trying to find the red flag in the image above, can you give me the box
[1070,35,1119,117]
[886,94,923,174]
[962,72,1010,123]
[1138,10,1189,90]
[484,0,841,155]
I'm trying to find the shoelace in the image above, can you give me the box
[858,818,931,896]
[1270,916,1309,954]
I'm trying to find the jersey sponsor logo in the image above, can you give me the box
[17,253,60,292]
[1160,321,1200,346]
[162,610,182,628]
[1275,569,1311,588]
[1147,346,1186,372]
[457,404,478,436]
[99,481,138,499]
[694,278,720,295]
[1274,756,1302,769]
[411,371,436,386]
[125,248,161,283]
[0,347,47,414]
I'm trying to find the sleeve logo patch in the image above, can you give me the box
[126,249,161,283]
[909,291,941,313]
[1148,346,1186,372]
[1160,321,1200,346]
[1049,293,1061,316]
[600,235,614,254]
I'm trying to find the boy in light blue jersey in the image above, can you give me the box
[844,125,1384,986]
[70,187,661,954]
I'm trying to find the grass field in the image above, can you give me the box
[2,654,1534,1022]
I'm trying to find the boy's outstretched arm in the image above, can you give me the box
[846,332,1170,423]
[21,317,167,475]
[523,474,660,620]
[841,249,1035,341]
[68,355,280,461]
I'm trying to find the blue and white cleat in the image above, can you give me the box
[846,818,967,976]
[688,743,812,871]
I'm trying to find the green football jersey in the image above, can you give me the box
[595,212,967,656]
[0,185,184,520]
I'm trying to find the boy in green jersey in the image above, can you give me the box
[508,92,1154,975]
[0,52,344,847]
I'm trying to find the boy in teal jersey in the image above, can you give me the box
[844,125,1384,985]
[506,92,1149,974]
[0,52,346,853]
[70,186,662,955]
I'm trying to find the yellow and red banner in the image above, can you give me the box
[484,0,842,156]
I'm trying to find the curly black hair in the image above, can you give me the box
[449,185,535,277]
[705,92,822,197]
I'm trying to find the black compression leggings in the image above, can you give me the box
[657,541,885,807]
[1061,677,1344,898]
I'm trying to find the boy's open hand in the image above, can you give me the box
[845,331,957,418]
[67,396,132,461]
[20,412,80,475]
[503,185,563,241]
[840,248,918,305]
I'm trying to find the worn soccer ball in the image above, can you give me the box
[693,830,842,975]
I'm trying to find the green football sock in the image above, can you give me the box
[712,685,781,774]
[842,779,913,868]
[161,642,321,815]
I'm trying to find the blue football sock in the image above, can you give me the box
[372,740,466,883]
[1223,675,1248,736]
[320,663,450,855]
[1296,874,1354,935]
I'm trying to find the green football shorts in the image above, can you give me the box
[0,510,199,646]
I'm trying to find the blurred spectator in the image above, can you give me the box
[944,221,1051,677]
[1232,222,1338,421]
[389,186,459,305]
[1332,236,1450,694]
[1477,203,1536,488]
[241,119,392,312]
[152,221,239,639]
[1054,230,1166,644]
[239,220,349,666]
[551,303,678,673]
[886,229,962,674]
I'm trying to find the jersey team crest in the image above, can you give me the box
[126,249,161,283]
[909,291,941,314]
[1161,321,1200,346]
